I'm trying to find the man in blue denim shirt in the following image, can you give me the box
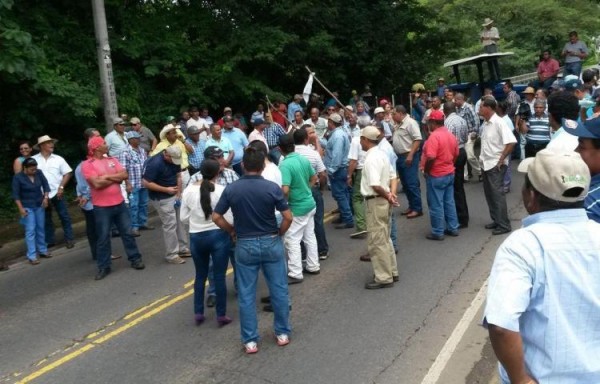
[213,147,293,354]
[324,113,354,229]
[484,148,600,383]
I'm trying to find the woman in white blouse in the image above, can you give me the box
[181,159,234,326]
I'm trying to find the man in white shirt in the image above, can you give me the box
[32,135,74,248]
[478,97,516,235]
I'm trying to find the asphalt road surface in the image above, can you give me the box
[0,167,527,384]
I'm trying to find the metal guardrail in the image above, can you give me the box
[506,64,600,84]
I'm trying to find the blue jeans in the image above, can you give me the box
[82,209,98,260]
[390,212,398,251]
[426,173,459,236]
[396,152,422,212]
[235,234,290,343]
[329,167,354,225]
[45,196,74,244]
[311,186,329,254]
[207,243,236,297]
[190,230,232,317]
[268,148,282,165]
[565,61,583,77]
[232,162,244,177]
[22,207,47,260]
[128,187,149,229]
[94,203,142,270]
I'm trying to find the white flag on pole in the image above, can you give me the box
[303,73,314,104]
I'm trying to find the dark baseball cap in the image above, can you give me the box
[204,146,224,159]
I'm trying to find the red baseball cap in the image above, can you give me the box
[429,110,445,121]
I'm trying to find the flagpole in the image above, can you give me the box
[264,95,293,127]
[305,66,348,111]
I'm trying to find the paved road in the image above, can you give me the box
[0,168,526,384]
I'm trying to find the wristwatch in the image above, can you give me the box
[59,186,64,190]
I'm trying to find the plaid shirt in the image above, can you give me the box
[456,103,479,135]
[444,113,468,147]
[189,167,239,187]
[264,122,286,148]
[186,138,205,170]
[118,145,147,189]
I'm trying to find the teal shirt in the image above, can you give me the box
[279,152,316,216]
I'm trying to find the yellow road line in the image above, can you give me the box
[16,269,233,384]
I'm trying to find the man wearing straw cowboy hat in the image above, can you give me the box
[32,135,75,249]
[480,18,499,54]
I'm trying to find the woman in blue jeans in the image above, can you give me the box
[12,158,51,265]
[181,159,233,326]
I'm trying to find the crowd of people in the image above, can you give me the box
[10,34,600,366]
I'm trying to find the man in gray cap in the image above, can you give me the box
[484,148,600,384]
[129,117,157,154]
[105,117,129,157]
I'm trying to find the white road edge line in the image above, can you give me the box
[420,278,489,384]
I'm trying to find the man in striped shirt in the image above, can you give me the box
[443,102,470,228]
[520,100,551,158]
[572,116,600,223]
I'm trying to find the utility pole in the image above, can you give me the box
[91,0,119,133]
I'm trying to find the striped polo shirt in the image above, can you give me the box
[526,113,551,144]
[586,174,600,224]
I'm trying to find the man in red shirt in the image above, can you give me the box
[82,136,145,280]
[533,50,560,90]
[421,110,460,240]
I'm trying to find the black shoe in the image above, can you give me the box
[260,296,271,304]
[458,223,468,229]
[318,251,329,260]
[335,223,354,229]
[444,230,459,237]
[393,276,399,282]
[484,223,498,230]
[139,225,155,230]
[111,231,120,238]
[492,228,511,235]
[426,233,445,241]
[39,253,53,258]
[332,218,342,224]
[303,268,320,275]
[478,175,483,182]
[287,276,303,285]
[95,268,111,280]
[263,303,292,312]
[365,280,394,289]
[131,260,145,270]
[66,241,75,249]
[206,295,216,308]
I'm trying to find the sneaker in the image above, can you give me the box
[318,251,329,260]
[166,256,186,264]
[194,313,205,325]
[244,341,258,354]
[206,295,216,308]
[276,334,290,346]
[131,260,145,270]
[179,249,192,258]
[350,230,368,239]
[217,315,232,327]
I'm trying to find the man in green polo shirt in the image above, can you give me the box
[278,134,319,283]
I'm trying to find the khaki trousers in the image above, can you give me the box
[366,197,397,284]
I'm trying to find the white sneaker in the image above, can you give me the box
[166,256,186,264]
[276,334,290,346]
[244,341,258,354]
